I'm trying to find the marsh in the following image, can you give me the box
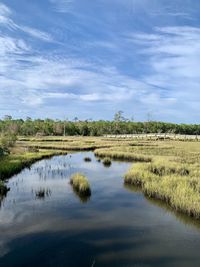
[1,152,200,266]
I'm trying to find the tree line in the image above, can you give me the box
[0,114,200,136]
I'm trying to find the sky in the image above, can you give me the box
[0,0,200,122]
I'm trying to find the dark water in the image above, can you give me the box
[1,152,200,267]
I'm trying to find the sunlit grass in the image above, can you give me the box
[2,136,200,219]
[124,160,200,218]
[0,150,67,180]
[70,173,91,196]
[94,148,152,162]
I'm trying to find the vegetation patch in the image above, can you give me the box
[124,160,200,218]
[70,173,91,196]
[94,148,152,162]
[0,181,10,195]
[102,157,112,167]
[0,150,67,180]
[84,157,92,162]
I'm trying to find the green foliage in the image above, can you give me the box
[0,117,200,136]
[0,134,16,149]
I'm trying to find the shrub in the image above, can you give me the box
[0,134,16,149]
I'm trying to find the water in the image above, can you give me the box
[0,152,200,267]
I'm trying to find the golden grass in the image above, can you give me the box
[2,136,200,219]
[125,159,200,218]
[94,148,152,162]
[70,173,91,196]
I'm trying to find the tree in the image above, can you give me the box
[114,111,125,122]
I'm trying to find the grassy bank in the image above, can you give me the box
[0,150,68,180]
[123,141,200,219]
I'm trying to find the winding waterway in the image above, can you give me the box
[0,152,200,267]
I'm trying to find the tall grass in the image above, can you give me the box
[70,173,91,196]
[94,149,152,162]
[124,160,200,218]
[0,150,67,180]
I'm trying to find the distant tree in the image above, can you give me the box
[4,115,12,121]
[114,111,126,122]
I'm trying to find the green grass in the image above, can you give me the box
[0,180,10,195]
[70,173,91,196]
[0,150,67,180]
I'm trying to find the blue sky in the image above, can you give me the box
[0,0,200,122]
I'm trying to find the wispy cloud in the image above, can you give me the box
[0,3,53,42]
[127,26,200,117]
[0,0,200,122]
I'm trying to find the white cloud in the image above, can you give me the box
[0,35,29,55]
[17,26,54,42]
[128,26,200,110]
[0,3,53,42]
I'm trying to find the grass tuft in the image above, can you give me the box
[102,157,112,167]
[84,157,92,162]
[70,173,91,196]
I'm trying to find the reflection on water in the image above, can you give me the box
[35,188,52,200]
[0,190,9,209]
[124,183,200,231]
[0,152,200,267]
[71,187,91,203]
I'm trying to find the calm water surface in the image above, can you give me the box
[0,152,200,267]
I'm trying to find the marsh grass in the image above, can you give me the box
[124,160,200,218]
[3,136,200,219]
[84,157,92,162]
[70,173,91,196]
[0,150,67,180]
[102,157,112,167]
[0,181,10,195]
[94,149,152,162]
